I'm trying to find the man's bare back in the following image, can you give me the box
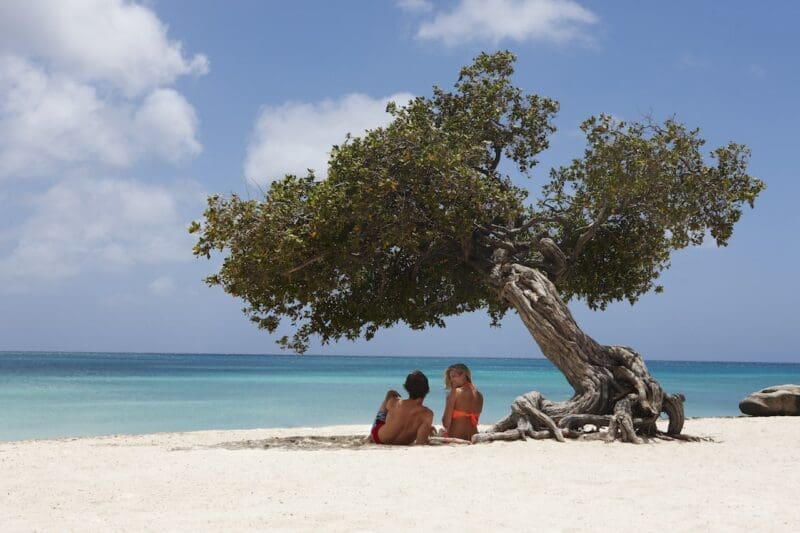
[368,371,433,445]
[377,396,433,445]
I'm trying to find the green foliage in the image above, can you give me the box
[539,114,764,308]
[192,51,764,352]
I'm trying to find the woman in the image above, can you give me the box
[441,363,483,441]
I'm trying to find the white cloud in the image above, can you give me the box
[0,0,207,95]
[0,0,206,181]
[396,0,434,12]
[0,56,130,176]
[0,2,207,293]
[0,178,200,291]
[244,92,413,186]
[0,58,202,179]
[148,275,177,296]
[133,89,202,164]
[415,0,597,46]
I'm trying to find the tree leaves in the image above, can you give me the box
[542,115,765,308]
[191,52,764,351]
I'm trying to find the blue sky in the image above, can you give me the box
[1,0,798,362]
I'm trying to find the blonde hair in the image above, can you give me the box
[444,363,472,390]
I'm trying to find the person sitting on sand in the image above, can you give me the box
[368,370,434,445]
[441,363,483,441]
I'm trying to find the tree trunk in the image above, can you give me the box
[475,261,685,444]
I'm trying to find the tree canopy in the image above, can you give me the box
[191,51,764,353]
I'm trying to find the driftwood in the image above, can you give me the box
[429,436,471,445]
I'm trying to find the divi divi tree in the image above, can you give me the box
[192,52,764,443]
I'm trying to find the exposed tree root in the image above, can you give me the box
[513,392,565,442]
[650,431,713,443]
[662,393,686,435]
[474,389,691,445]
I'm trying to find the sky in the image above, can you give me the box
[0,0,798,362]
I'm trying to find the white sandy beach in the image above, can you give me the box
[1,417,798,532]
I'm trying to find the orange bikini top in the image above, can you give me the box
[451,409,480,427]
[450,382,480,427]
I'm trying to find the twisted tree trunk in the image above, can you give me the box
[475,261,685,444]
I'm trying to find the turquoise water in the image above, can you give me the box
[2,352,799,441]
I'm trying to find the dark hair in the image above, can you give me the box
[404,370,430,399]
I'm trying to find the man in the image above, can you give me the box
[368,370,433,445]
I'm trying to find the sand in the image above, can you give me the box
[1,417,799,532]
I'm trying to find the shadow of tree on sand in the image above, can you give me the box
[212,435,369,451]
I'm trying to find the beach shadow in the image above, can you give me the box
[172,432,713,451]
[211,435,370,451]
[204,434,473,450]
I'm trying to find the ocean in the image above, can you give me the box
[2,352,799,441]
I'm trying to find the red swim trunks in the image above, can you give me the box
[370,420,386,444]
[370,410,388,444]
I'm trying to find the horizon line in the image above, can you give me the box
[1,350,798,365]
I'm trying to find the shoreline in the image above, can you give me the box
[2,417,799,531]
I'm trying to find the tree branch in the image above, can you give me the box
[536,237,567,280]
[284,254,326,276]
[478,232,516,251]
[571,205,610,260]
[489,143,502,173]
[512,214,569,235]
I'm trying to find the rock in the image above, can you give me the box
[739,384,800,416]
